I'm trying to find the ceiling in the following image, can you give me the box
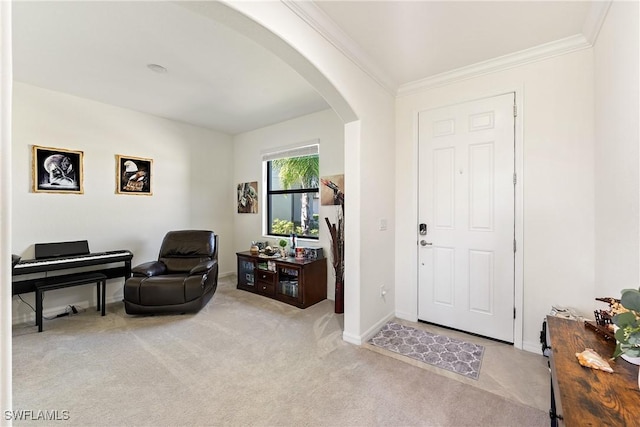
[312,1,593,87]
[12,1,596,135]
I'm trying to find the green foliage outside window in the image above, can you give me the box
[268,153,320,238]
[271,218,319,236]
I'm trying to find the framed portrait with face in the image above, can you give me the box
[32,145,84,194]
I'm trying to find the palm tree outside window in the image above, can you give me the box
[265,145,319,239]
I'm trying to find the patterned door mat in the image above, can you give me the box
[368,321,485,379]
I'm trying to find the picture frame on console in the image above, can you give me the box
[32,145,84,194]
[116,154,152,195]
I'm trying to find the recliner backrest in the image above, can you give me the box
[158,230,217,273]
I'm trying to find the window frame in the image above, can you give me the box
[263,143,320,240]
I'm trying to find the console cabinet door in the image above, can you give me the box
[276,265,302,305]
[237,256,256,290]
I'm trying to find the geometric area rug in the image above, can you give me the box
[368,321,485,380]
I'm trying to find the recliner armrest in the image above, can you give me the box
[132,261,167,277]
[189,259,217,276]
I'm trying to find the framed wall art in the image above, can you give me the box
[32,145,84,194]
[237,181,258,213]
[116,155,152,195]
[320,174,344,206]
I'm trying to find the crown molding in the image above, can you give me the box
[282,0,398,95]
[398,34,592,96]
[283,0,611,98]
[582,0,612,45]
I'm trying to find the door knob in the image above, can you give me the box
[420,240,432,246]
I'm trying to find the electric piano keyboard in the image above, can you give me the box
[12,241,133,295]
[13,250,133,275]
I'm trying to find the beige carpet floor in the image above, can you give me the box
[11,276,548,426]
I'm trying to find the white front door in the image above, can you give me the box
[417,93,515,342]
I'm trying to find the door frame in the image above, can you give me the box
[414,88,524,349]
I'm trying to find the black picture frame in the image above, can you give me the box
[32,145,84,194]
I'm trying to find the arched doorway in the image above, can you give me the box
[2,1,397,409]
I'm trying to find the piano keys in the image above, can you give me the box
[13,250,134,275]
[12,240,133,295]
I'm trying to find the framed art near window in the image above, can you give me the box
[116,155,152,195]
[320,174,344,206]
[32,145,84,194]
[237,181,258,213]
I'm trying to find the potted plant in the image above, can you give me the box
[612,288,640,359]
[278,239,288,257]
[611,288,640,389]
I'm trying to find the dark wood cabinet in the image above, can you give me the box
[236,251,327,308]
[546,316,640,426]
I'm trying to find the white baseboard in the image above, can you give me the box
[342,330,362,345]
[342,311,395,345]
[13,297,104,325]
[13,273,236,325]
[395,310,417,323]
[522,340,543,355]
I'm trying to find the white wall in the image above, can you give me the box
[1,0,13,415]
[232,109,343,300]
[594,1,640,297]
[396,48,596,351]
[187,127,235,276]
[11,82,234,323]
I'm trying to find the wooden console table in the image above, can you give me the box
[546,315,640,426]
[236,251,326,308]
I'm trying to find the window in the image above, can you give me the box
[264,144,319,239]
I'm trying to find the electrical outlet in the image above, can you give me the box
[380,284,387,298]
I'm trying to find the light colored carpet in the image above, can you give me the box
[12,276,548,426]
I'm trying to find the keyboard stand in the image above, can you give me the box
[35,272,107,332]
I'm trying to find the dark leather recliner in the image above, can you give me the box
[123,230,218,314]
